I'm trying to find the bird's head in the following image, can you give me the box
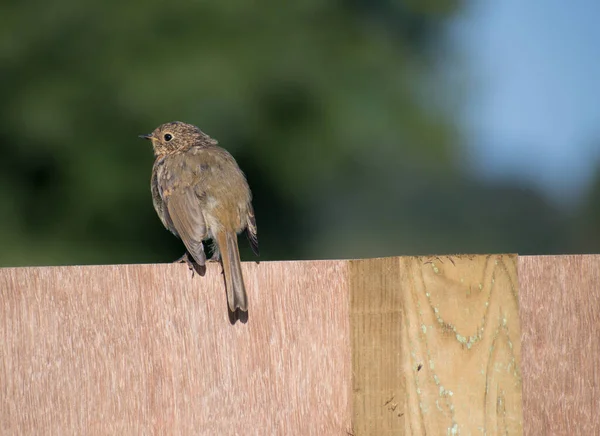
[139,121,217,156]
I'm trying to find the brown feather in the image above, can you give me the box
[245,203,259,257]
[216,230,248,312]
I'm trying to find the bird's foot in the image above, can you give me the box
[175,252,206,277]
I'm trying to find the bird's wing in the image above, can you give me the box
[245,202,259,256]
[156,156,208,265]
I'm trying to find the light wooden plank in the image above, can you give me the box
[349,257,405,435]
[349,255,522,435]
[400,255,522,435]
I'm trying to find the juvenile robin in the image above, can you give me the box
[140,122,258,312]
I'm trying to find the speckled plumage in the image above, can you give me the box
[142,121,258,312]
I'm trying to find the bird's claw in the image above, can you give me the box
[174,252,206,277]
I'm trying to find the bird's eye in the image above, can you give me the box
[164,133,173,141]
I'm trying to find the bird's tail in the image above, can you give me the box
[216,230,248,312]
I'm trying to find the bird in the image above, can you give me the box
[140,121,258,312]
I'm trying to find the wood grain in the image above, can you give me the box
[349,255,522,435]
[400,255,522,435]
[349,257,405,435]
[519,255,600,435]
[0,261,352,435]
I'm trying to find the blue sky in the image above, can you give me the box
[453,0,600,205]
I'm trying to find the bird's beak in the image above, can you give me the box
[139,133,153,140]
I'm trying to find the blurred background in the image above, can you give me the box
[1,0,599,267]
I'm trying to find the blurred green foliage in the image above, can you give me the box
[0,0,597,267]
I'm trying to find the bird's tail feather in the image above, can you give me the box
[216,230,248,312]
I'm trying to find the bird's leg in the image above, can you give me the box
[175,248,206,277]
[208,244,224,281]
[208,241,221,263]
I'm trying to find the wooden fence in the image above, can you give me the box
[1,255,598,435]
